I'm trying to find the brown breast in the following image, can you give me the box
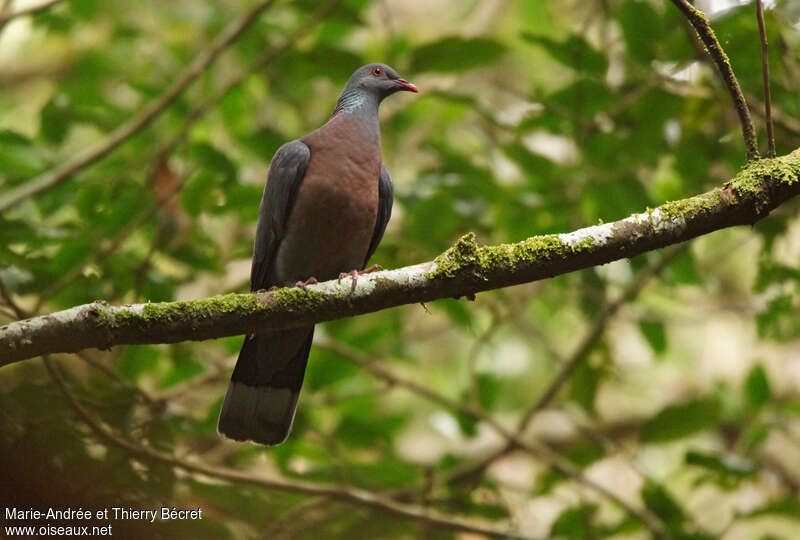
[272,114,382,284]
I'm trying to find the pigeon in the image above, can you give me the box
[218,63,418,445]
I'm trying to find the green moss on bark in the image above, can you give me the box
[427,233,572,281]
[100,288,329,332]
[658,189,721,221]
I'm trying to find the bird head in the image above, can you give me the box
[346,63,418,100]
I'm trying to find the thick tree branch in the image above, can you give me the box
[0,0,278,214]
[3,151,800,364]
[670,0,759,159]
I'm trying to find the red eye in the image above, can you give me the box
[371,66,383,77]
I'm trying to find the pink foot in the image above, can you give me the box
[338,264,383,293]
[294,277,318,290]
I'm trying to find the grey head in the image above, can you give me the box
[332,63,418,117]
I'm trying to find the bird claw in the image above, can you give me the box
[338,270,359,293]
[294,277,318,290]
[360,264,383,274]
[338,264,384,293]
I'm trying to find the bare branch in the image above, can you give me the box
[669,0,759,159]
[430,247,683,492]
[41,356,545,540]
[3,150,799,364]
[749,94,800,137]
[34,169,189,310]
[756,0,776,157]
[317,340,669,537]
[0,0,279,214]
[152,0,343,166]
[517,245,684,428]
[0,0,62,26]
[0,273,28,320]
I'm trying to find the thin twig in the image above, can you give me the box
[756,0,775,157]
[0,0,61,26]
[748,94,800,138]
[466,306,502,408]
[316,339,669,538]
[0,0,14,34]
[153,0,342,166]
[34,172,190,311]
[438,246,684,490]
[75,350,161,408]
[518,245,685,428]
[261,497,329,539]
[669,0,759,160]
[0,273,28,319]
[39,356,543,540]
[0,0,278,214]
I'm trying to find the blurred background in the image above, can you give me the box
[1,0,799,538]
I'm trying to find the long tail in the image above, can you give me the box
[217,326,314,446]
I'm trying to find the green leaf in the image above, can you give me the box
[639,321,667,353]
[456,410,478,437]
[0,130,49,179]
[570,359,600,412]
[641,480,685,528]
[667,249,701,284]
[410,37,506,73]
[189,142,237,182]
[433,298,473,329]
[741,496,800,519]
[334,396,406,448]
[115,346,161,382]
[39,94,72,143]
[550,504,597,538]
[738,422,770,453]
[522,33,608,75]
[564,441,605,468]
[685,450,757,478]
[757,294,800,340]
[744,364,771,411]
[755,260,800,291]
[476,373,503,410]
[159,347,205,389]
[305,348,360,391]
[640,398,721,443]
[618,0,663,63]
[547,78,616,118]
[238,126,286,162]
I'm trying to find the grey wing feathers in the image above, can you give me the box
[364,165,394,266]
[250,140,310,291]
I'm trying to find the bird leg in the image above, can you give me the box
[294,277,318,290]
[360,263,383,274]
[338,264,383,293]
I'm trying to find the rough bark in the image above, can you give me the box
[2,150,799,366]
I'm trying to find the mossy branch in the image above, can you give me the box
[3,150,800,365]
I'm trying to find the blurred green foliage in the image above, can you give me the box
[2,0,800,538]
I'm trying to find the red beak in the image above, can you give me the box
[395,78,419,93]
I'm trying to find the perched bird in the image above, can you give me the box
[218,63,418,446]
